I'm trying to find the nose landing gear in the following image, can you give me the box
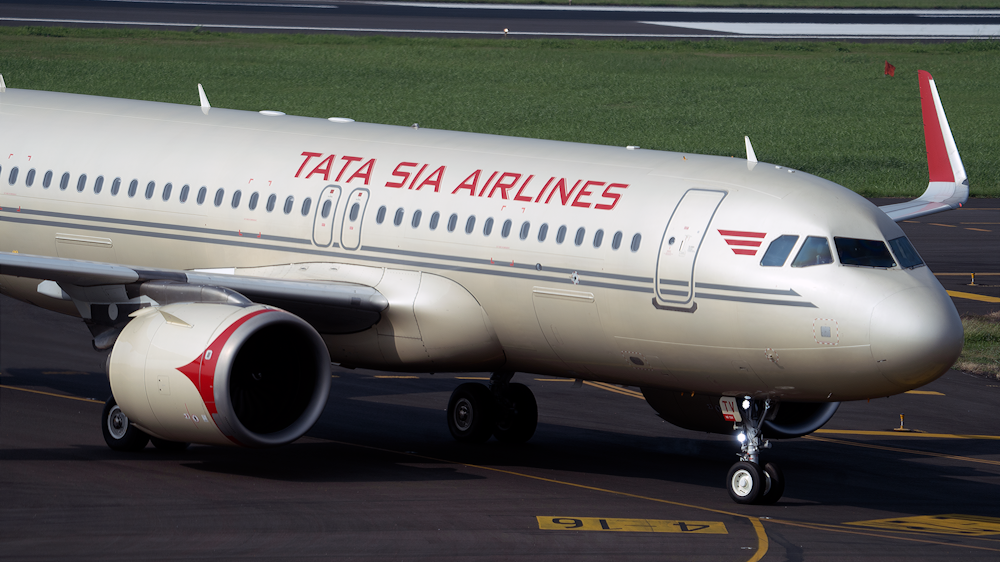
[446,373,538,444]
[727,397,784,505]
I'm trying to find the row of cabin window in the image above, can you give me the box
[375,205,642,252]
[3,166,315,216]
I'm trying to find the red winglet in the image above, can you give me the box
[919,70,954,183]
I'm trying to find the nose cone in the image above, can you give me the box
[870,286,963,389]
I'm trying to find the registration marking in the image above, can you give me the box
[538,516,727,534]
[845,514,1000,536]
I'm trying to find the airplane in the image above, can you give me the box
[0,70,967,504]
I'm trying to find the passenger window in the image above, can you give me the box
[94,176,104,194]
[834,237,895,268]
[447,213,458,232]
[26,168,35,187]
[556,225,567,244]
[412,209,422,228]
[574,227,586,246]
[146,181,156,199]
[350,202,360,221]
[111,177,121,196]
[232,190,242,209]
[197,187,207,205]
[43,171,53,188]
[593,229,604,248]
[60,173,70,190]
[791,236,834,267]
[429,211,440,230]
[631,233,641,252]
[376,205,387,224]
[128,179,138,197]
[179,184,190,203]
[394,208,404,226]
[519,221,530,240]
[300,197,311,216]
[483,217,494,236]
[611,231,622,250]
[214,188,225,207]
[249,191,259,210]
[283,195,294,214]
[162,182,172,201]
[8,167,18,185]
[77,174,87,192]
[760,235,799,267]
[888,236,924,269]
[320,199,332,218]
[266,194,276,212]
[466,216,476,234]
[538,223,548,242]
[501,219,512,238]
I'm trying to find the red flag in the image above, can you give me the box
[884,61,895,77]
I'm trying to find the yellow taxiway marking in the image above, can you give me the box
[845,515,1000,537]
[584,380,645,399]
[966,228,993,232]
[946,290,1000,303]
[804,435,1000,466]
[904,390,945,395]
[323,438,770,562]
[961,222,1000,225]
[373,375,419,379]
[534,377,573,382]
[814,429,1000,440]
[929,223,957,228]
[0,384,101,403]
[455,376,491,380]
[538,516,727,534]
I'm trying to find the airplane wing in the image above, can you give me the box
[0,251,388,338]
[879,70,968,222]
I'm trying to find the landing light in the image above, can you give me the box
[737,433,746,443]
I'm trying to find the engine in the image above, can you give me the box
[108,303,331,447]
[641,388,840,439]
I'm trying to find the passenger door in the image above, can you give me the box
[655,189,726,307]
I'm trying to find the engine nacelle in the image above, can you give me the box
[109,303,331,447]
[641,388,840,439]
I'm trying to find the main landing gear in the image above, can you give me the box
[727,397,785,505]
[447,372,538,444]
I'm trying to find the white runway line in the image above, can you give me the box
[640,21,1000,38]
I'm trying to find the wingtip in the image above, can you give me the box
[197,83,211,109]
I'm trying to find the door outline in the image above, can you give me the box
[340,188,370,251]
[654,189,727,307]
[312,184,342,247]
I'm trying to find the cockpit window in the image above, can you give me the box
[888,236,924,269]
[834,237,895,268]
[791,236,833,268]
[760,235,799,267]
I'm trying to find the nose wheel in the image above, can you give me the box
[726,397,785,505]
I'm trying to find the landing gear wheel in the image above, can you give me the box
[102,397,149,452]
[447,383,496,443]
[760,462,785,505]
[727,461,764,504]
[493,383,538,444]
[150,437,190,452]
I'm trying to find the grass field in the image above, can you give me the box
[956,312,1000,379]
[0,27,998,197]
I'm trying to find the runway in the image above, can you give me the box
[1,200,999,560]
[2,0,1000,39]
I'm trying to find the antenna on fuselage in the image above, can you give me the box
[197,83,211,114]
[744,135,758,170]
[0,74,6,92]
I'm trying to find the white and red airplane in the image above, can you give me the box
[0,70,967,504]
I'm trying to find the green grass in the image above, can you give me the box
[956,312,1000,379]
[1,27,998,197]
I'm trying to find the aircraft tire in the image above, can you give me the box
[447,383,496,443]
[150,437,190,452]
[726,461,764,504]
[760,462,785,505]
[493,383,538,444]
[102,397,149,452]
